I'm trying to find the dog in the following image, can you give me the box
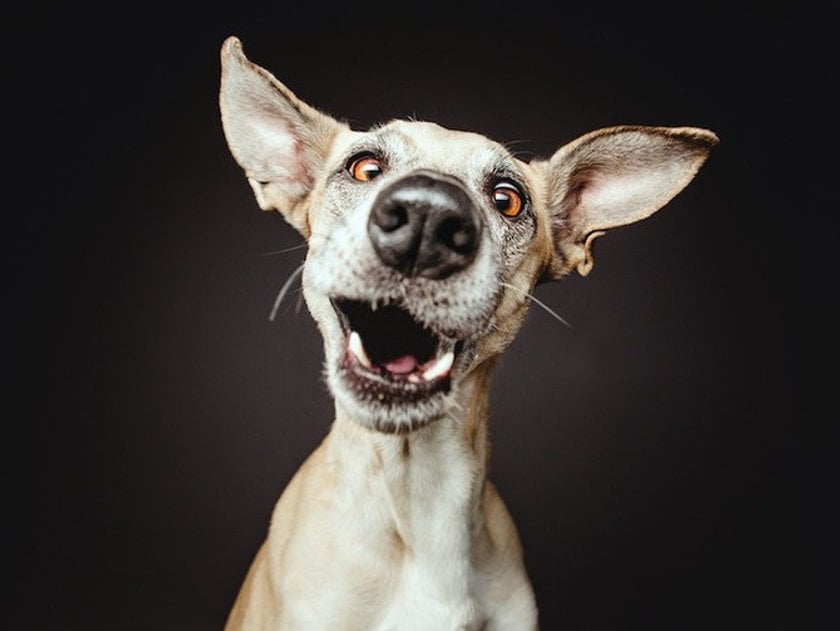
[218,35,717,630]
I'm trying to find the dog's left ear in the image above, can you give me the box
[542,126,718,279]
[219,36,347,237]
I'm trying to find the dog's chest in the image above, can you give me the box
[377,563,487,631]
[338,426,489,629]
[373,496,487,629]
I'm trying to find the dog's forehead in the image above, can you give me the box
[361,120,514,173]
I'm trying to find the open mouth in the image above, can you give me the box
[332,298,462,400]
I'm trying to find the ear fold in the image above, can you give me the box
[543,125,718,278]
[219,36,346,236]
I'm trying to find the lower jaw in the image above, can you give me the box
[329,367,454,433]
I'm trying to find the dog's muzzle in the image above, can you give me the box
[322,170,494,431]
[367,171,482,280]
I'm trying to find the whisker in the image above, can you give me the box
[269,263,305,322]
[247,242,307,257]
[502,139,533,151]
[501,282,573,329]
[501,139,538,161]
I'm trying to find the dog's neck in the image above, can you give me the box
[326,360,497,550]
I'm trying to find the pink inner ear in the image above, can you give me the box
[247,115,311,185]
[571,166,683,231]
[560,173,596,232]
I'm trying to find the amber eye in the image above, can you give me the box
[348,154,384,182]
[492,182,525,218]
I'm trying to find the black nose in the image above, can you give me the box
[367,171,481,279]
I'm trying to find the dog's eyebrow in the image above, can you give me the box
[491,161,523,179]
[342,127,409,163]
[488,148,528,183]
[374,126,424,156]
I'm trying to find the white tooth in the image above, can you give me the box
[349,331,372,369]
[422,351,454,381]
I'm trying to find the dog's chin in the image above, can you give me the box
[329,376,456,433]
[326,298,469,433]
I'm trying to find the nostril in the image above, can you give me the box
[437,216,476,255]
[377,204,408,232]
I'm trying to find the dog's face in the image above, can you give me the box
[302,120,546,431]
[220,37,717,433]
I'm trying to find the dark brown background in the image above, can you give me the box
[8,4,822,629]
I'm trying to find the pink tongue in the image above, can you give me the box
[383,354,418,375]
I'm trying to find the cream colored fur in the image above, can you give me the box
[218,36,717,630]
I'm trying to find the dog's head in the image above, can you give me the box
[219,37,717,433]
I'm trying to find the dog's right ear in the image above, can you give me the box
[219,36,347,237]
